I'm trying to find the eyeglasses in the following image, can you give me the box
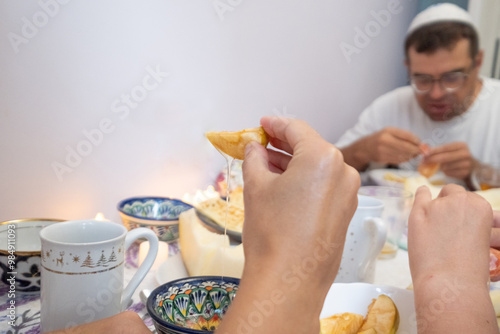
[410,70,470,94]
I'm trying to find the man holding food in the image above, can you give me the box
[336,3,500,186]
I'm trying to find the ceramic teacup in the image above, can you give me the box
[334,195,387,283]
[40,219,158,332]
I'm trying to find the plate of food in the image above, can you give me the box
[367,169,451,189]
[320,282,416,334]
[195,196,244,242]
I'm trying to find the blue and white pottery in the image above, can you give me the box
[0,218,65,293]
[147,276,240,333]
[118,197,193,242]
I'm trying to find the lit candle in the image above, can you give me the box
[94,212,110,221]
[138,240,169,271]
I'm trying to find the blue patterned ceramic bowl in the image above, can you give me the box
[147,276,240,333]
[117,197,193,243]
[0,218,65,293]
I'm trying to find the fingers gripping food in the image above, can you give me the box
[205,126,269,160]
[418,143,440,178]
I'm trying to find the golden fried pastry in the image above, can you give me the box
[418,143,440,178]
[205,126,269,160]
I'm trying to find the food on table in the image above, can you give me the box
[404,175,442,199]
[490,248,500,282]
[359,294,399,334]
[489,290,500,327]
[418,143,440,178]
[476,188,500,211]
[229,186,244,206]
[320,295,399,334]
[404,175,500,210]
[320,313,364,334]
[384,171,406,183]
[178,209,244,278]
[205,126,269,160]
[384,170,444,187]
[196,197,244,233]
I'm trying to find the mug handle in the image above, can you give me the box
[358,217,387,280]
[121,228,159,310]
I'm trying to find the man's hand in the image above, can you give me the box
[341,127,421,171]
[409,184,492,286]
[423,142,476,180]
[490,210,500,248]
[408,184,497,333]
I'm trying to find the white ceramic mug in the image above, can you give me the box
[40,220,158,332]
[334,195,387,283]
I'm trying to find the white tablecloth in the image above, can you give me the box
[374,249,412,289]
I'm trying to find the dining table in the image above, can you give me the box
[0,239,416,334]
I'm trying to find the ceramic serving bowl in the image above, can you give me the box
[0,218,65,293]
[147,276,240,333]
[118,197,194,243]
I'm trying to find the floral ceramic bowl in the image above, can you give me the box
[147,276,239,333]
[0,218,65,293]
[118,197,193,243]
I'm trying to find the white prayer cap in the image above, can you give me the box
[407,3,477,36]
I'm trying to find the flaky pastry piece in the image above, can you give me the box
[205,126,269,160]
[196,197,244,232]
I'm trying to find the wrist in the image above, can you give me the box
[221,255,329,333]
[243,254,331,306]
[412,273,495,333]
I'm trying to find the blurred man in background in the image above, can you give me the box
[336,3,500,187]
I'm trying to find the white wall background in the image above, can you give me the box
[469,0,500,78]
[0,0,418,223]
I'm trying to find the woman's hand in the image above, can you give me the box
[216,116,360,334]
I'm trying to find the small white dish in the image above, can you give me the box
[321,282,416,333]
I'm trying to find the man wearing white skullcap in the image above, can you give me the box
[336,3,500,189]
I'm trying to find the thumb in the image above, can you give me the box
[409,186,431,229]
[242,141,270,186]
[408,185,431,251]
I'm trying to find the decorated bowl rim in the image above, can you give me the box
[117,196,193,222]
[117,212,185,227]
[147,275,240,333]
[0,218,66,256]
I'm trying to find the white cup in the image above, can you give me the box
[334,195,387,283]
[40,219,158,332]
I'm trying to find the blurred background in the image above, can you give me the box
[0,0,498,223]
